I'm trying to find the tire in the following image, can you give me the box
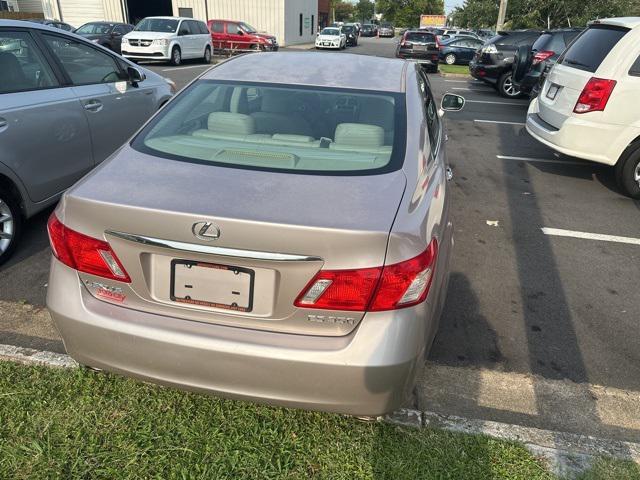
[250,44,262,52]
[445,53,456,65]
[498,71,521,98]
[0,188,22,267]
[169,46,181,66]
[203,46,211,64]
[513,45,531,83]
[614,141,640,199]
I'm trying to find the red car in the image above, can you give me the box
[208,19,278,52]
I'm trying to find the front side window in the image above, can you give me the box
[135,18,178,33]
[42,34,124,85]
[227,23,240,35]
[76,23,113,35]
[0,31,58,93]
[417,72,440,158]
[132,81,405,175]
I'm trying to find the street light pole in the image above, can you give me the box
[496,0,507,30]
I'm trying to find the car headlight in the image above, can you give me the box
[121,38,128,44]
[153,39,169,46]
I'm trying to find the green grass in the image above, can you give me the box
[0,362,637,480]
[439,64,471,75]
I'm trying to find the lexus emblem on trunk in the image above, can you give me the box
[192,222,221,241]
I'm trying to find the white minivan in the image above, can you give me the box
[526,17,640,198]
[122,16,212,66]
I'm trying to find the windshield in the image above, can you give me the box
[134,18,178,33]
[76,23,113,34]
[558,25,628,73]
[321,28,340,36]
[343,26,355,33]
[239,22,256,33]
[131,81,405,175]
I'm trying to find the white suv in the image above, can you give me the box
[122,16,212,66]
[526,17,640,198]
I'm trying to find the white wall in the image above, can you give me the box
[57,0,104,27]
[206,0,286,46]
[15,0,43,12]
[172,0,207,21]
[282,0,316,46]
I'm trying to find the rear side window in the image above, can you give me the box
[211,21,223,33]
[406,32,435,43]
[0,31,58,93]
[559,25,629,73]
[630,55,640,76]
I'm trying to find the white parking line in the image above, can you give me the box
[465,99,528,106]
[443,79,472,83]
[161,65,211,72]
[496,155,591,166]
[475,119,525,126]
[542,227,640,246]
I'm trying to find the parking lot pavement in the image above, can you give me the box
[2,39,639,439]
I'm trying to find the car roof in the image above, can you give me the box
[203,52,408,93]
[590,17,640,29]
[0,19,65,30]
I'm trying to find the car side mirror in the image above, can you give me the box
[439,93,465,115]
[112,31,122,37]
[237,30,244,35]
[127,66,146,86]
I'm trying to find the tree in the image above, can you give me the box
[334,0,356,21]
[355,0,375,23]
[376,0,445,26]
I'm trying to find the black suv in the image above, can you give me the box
[469,30,542,97]
[342,24,358,46]
[396,30,439,72]
[512,28,582,98]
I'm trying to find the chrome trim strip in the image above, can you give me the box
[105,230,323,262]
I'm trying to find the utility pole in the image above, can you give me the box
[496,0,507,30]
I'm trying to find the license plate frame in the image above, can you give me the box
[170,260,255,312]
[546,83,560,100]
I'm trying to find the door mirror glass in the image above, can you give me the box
[441,93,465,111]
[127,66,146,84]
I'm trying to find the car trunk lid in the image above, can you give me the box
[61,147,407,336]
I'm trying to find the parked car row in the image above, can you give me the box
[315,24,360,50]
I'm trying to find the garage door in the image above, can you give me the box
[59,0,105,29]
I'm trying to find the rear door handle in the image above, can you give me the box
[83,100,103,112]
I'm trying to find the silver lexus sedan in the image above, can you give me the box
[47,52,464,416]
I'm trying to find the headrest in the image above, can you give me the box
[334,123,385,147]
[271,134,315,143]
[208,112,255,135]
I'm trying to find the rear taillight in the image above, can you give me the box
[532,50,554,65]
[573,77,616,114]
[294,240,438,312]
[47,214,131,283]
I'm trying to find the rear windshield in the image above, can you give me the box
[531,32,566,53]
[134,18,178,33]
[132,81,406,176]
[558,25,629,72]
[406,32,436,42]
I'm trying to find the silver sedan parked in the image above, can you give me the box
[0,20,174,265]
[47,52,464,416]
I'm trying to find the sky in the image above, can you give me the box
[344,0,465,16]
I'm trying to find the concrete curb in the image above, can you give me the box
[384,409,640,478]
[439,72,472,78]
[1,343,637,477]
[0,343,77,369]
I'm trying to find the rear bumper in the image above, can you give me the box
[47,258,432,416]
[526,97,635,166]
[397,49,439,63]
[469,60,500,83]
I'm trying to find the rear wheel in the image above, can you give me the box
[615,141,640,199]
[498,71,521,98]
[203,46,211,63]
[170,46,181,66]
[0,189,22,266]
[445,53,456,65]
